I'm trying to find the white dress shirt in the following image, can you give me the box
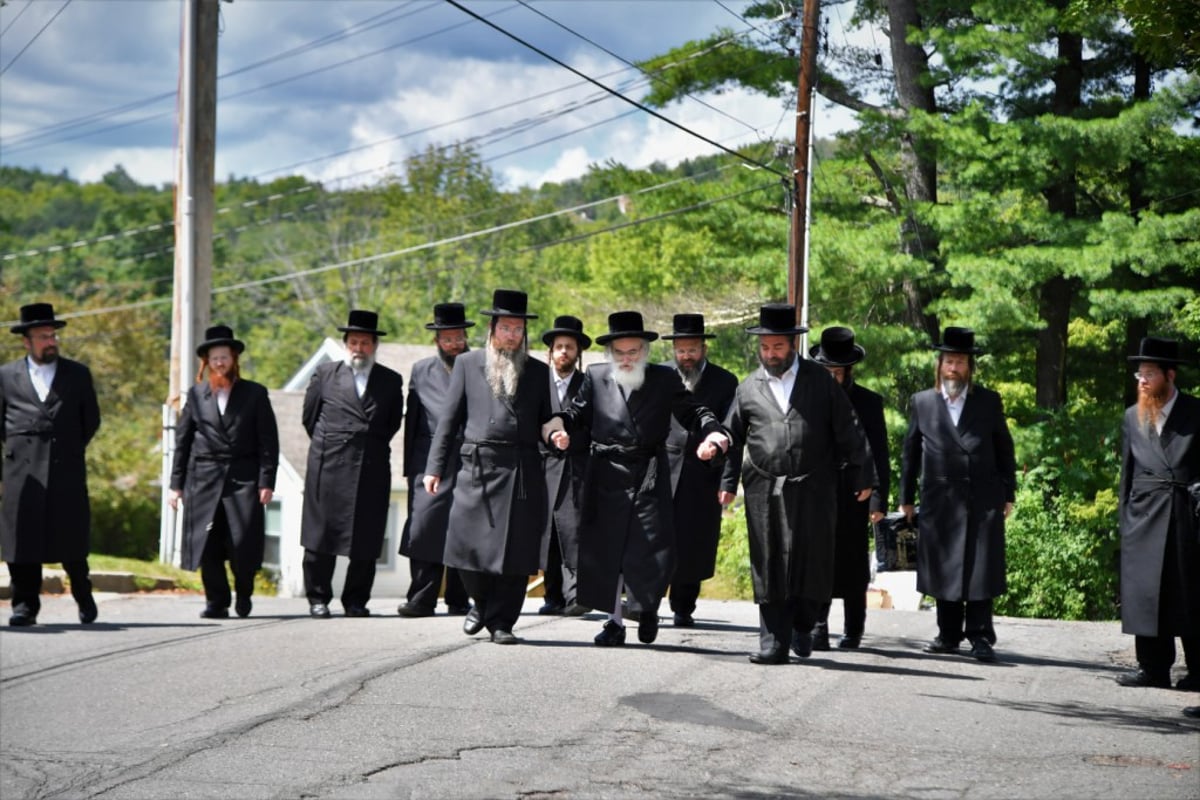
[352,364,372,398]
[1156,387,1179,436]
[554,371,575,405]
[26,357,57,402]
[215,386,230,415]
[766,356,799,414]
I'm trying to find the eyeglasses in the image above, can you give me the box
[494,323,525,337]
[1132,370,1162,382]
[30,332,59,342]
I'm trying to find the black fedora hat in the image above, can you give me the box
[809,326,865,366]
[662,313,716,341]
[541,315,592,349]
[480,288,538,320]
[196,324,245,357]
[1128,336,1187,366]
[425,303,476,331]
[931,326,983,354]
[595,311,659,345]
[337,309,388,336]
[11,302,68,334]
[745,303,807,336]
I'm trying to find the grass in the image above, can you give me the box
[48,555,278,595]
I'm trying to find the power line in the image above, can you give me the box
[0,0,35,39]
[0,0,70,76]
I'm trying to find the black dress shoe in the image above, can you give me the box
[78,596,98,624]
[445,605,472,616]
[463,607,484,635]
[538,601,566,616]
[8,611,37,627]
[621,604,641,623]
[1116,668,1171,688]
[397,602,434,618]
[968,638,996,662]
[594,620,626,647]
[838,634,862,650]
[309,603,332,619]
[637,612,659,644]
[790,632,813,658]
[491,629,519,644]
[200,605,229,619]
[923,636,960,654]
[673,613,695,628]
[345,606,370,618]
[811,631,831,651]
[749,647,789,665]
[563,602,590,617]
[235,597,252,618]
[1183,706,1200,719]
[1175,673,1200,692]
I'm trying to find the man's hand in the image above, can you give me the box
[550,430,570,450]
[1004,502,1014,518]
[696,432,730,461]
[900,503,915,522]
[423,474,440,495]
[869,511,885,523]
[259,488,273,505]
[541,417,564,443]
[718,490,736,506]
[855,487,871,502]
[168,489,182,510]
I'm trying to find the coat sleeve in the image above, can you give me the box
[991,392,1017,503]
[862,393,891,513]
[668,370,723,438]
[719,391,745,494]
[556,369,595,434]
[426,357,468,479]
[830,378,874,493]
[898,394,922,507]
[383,372,405,441]
[301,368,323,439]
[170,393,197,492]
[256,387,280,491]
[79,364,101,446]
[402,371,421,478]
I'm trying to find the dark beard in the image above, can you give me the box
[677,360,705,392]
[438,344,466,370]
[759,351,795,379]
[1137,383,1170,433]
[486,343,527,399]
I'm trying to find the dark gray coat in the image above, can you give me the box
[1118,391,1200,637]
[721,360,874,604]
[0,356,100,563]
[399,355,461,564]
[541,369,588,567]
[426,350,552,576]
[831,381,890,597]
[558,363,725,612]
[899,385,1016,601]
[300,360,404,560]
[170,380,279,572]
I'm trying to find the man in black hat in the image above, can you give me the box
[169,325,279,619]
[661,313,738,627]
[300,309,405,619]
[807,326,890,650]
[547,311,729,647]
[1,303,101,626]
[397,304,473,618]
[538,315,592,616]
[720,304,874,664]
[1114,336,1199,691]
[899,326,1016,662]
[424,289,554,644]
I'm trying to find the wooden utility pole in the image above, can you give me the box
[787,0,820,342]
[162,0,219,565]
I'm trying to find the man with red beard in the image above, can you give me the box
[170,326,279,618]
[900,327,1015,663]
[1,303,101,627]
[1114,337,1199,693]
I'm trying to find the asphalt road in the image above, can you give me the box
[1,593,1197,800]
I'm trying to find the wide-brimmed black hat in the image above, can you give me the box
[196,324,245,357]
[745,303,807,336]
[595,311,659,345]
[480,289,538,320]
[1128,336,1187,366]
[425,303,475,331]
[11,302,68,334]
[337,309,388,336]
[931,326,982,354]
[809,326,865,366]
[662,313,716,341]
[541,315,592,349]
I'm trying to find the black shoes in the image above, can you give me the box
[790,632,813,659]
[78,596,98,624]
[235,597,252,618]
[1116,669,1171,688]
[923,636,960,654]
[491,629,519,644]
[811,625,831,652]
[345,606,370,618]
[8,611,37,627]
[673,613,695,628]
[637,613,659,644]
[446,605,472,616]
[749,647,789,665]
[200,605,229,619]
[1183,706,1200,719]
[562,602,590,617]
[538,601,566,615]
[1175,673,1200,692]
[309,603,332,619]
[463,608,485,635]
[594,620,626,647]
[968,638,996,662]
[397,602,435,618]
[838,634,861,650]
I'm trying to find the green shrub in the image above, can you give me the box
[713,502,754,600]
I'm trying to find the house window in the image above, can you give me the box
[264,500,283,569]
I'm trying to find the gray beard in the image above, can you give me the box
[486,343,526,399]
[677,360,705,392]
[942,378,966,399]
[612,359,648,393]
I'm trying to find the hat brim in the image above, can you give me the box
[931,344,983,354]
[197,338,245,357]
[809,343,865,366]
[661,332,716,341]
[11,319,67,334]
[541,329,592,349]
[745,325,807,336]
[338,326,388,336]
[480,310,538,320]
[595,330,659,345]
[425,321,476,330]
[1127,355,1186,365]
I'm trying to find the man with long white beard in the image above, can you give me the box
[1113,337,1199,695]
[899,327,1015,662]
[547,311,729,647]
[424,289,554,644]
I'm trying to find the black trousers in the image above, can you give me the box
[406,557,470,611]
[303,549,376,610]
[200,505,255,610]
[755,597,821,653]
[7,560,92,617]
[1135,635,1200,676]
[542,524,578,606]
[459,570,527,633]
[815,593,867,638]
[935,598,995,645]
[668,582,701,617]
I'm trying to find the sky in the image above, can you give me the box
[0,0,861,191]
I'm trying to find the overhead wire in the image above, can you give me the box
[0,0,71,76]
[0,0,35,39]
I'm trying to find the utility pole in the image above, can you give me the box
[787,0,820,349]
[161,0,219,565]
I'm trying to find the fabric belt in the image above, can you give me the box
[463,438,534,527]
[592,442,661,496]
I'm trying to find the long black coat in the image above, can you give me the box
[721,361,874,604]
[300,361,404,560]
[541,370,588,567]
[899,385,1016,601]
[170,380,279,572]
[558,363,725,612]
[662,360,738,584]
[426,350,552,576]
[830,382,890,598]
[0,357,100,563]
[1118,391,1200,637]
[399,355,461,564]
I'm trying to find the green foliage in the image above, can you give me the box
[714,503,754,600]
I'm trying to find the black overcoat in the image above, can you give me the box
[558,363,725,612]
[399,355,461,564]
[170,380,279,572]
[426,350,552,576]
[0,357,100,563]
[541,370,588,567]
[721,361,873,604]
[300,361,404,560]
[662,360,738,584]
[1118,391,1200,637]
[830,382,890,598]
[898,385,1016,601]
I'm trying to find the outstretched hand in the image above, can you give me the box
[423,474,441,495]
